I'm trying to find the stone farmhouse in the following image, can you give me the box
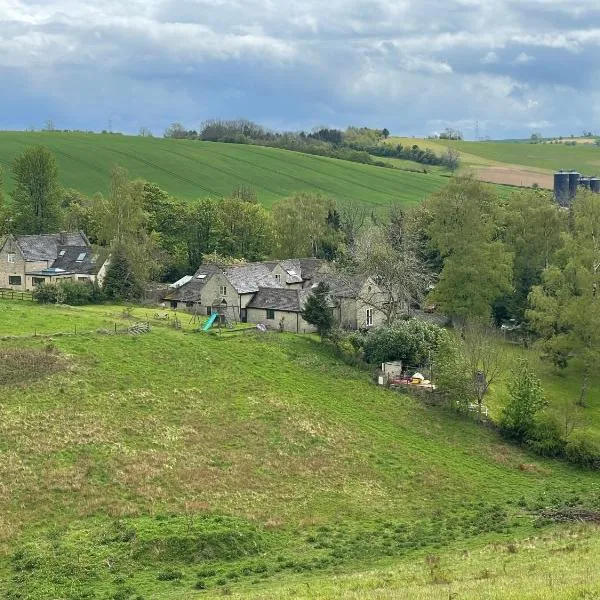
[164,259,387,333]
[0,231,109,291]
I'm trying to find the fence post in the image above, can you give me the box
[114,323,117,334]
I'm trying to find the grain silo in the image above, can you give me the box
[569,171,580,200]
[554,171,570,206]
[590,178,600,193]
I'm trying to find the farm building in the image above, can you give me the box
[164,259,386,332]
[0,231,109,291]
[246,287,319,333]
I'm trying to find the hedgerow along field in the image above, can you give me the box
[0,131,450,208]
[1,300,600,598]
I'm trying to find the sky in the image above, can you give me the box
[1,0,600,139]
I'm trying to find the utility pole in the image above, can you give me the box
[475,120,479,141]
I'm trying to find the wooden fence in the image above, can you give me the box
[0,290,33,301]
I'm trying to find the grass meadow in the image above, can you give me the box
[0,300,599,598]
[0,131,449,208]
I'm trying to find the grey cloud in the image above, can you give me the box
[1,0,600,137]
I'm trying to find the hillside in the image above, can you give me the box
[1,300,599,598]
[0,131,449,208]
[387,136,600,189]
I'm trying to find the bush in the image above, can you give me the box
[157,569,183,581]
[564,433,600,469]
[360,319,449,366]
[500,360,547,442]
[32,281,105,306]
[32,282,63,304]
[527,414,565,457]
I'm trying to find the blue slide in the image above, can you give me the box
[203,312,219,331]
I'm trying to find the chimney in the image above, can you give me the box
[59,231,67,244]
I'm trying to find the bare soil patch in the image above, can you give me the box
[470,166,553,189]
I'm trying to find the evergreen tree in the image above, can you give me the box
[103,243,141,301]
[301,282,333,339]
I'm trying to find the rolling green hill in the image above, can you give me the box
[0,300,599,598]
[0,132,450,208]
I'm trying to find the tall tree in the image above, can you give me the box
[425,177,512,321]
[215,196,276,261]
[95,166,146,245]
[11,145,62,233]
[498,189,566,321]
[528,190,600,406]
[353,224,430,323]
[272,192,339,258]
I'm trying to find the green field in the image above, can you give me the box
[0,300,599,598]
[435,139,600,175]
[0,131,450,208]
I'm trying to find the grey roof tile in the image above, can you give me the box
[15,232,89,262]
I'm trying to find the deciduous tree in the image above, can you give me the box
[11,145,62,234]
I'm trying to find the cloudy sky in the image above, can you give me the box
[1,0,600,138]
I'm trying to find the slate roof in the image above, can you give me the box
[51,246,106,275]
[163,264,222,302]
[313,274,371,299]
[224,263,283,294]
[247,287,314,312]
[13,232,89,262]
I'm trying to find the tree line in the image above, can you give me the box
[163,120,460,172]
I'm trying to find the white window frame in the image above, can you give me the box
[366,308,374,327]
[7,253,15,263]
[220,285,227,296]
[274,274,281,283]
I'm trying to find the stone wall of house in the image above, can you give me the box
[246,307,316,333]
[270,264,303,289]
[0,240,27,289]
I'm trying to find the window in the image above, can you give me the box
[220,285,227,296]
[32,277,45,286]
[78,277,88,282]
[366,308,374,327]
[266,309,275,320]
[76,252,86,262]
[7,253,15,263]
[196,274,206,280]
[8,275,21,286]
[207,306,212,316]
[58,250,66,257]
[170,301,178,309]
[275,274,281,283]
[186,301,194,308]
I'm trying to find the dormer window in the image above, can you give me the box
[196,274,207,280]
[76,252,86,262]
[59,250,66,257]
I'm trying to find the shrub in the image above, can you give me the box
[32,282,63,304]
[500,360,547,442]
[33,280,105,306]
[527,414,565,457]
[157,569,183,581]
[564,433,600,469]
[361,319,449,366]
